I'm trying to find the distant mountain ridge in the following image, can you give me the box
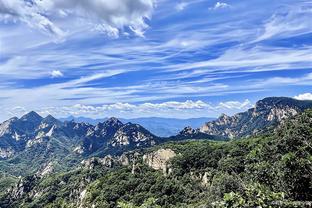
[60,116,215,137]
[200,97,312,138]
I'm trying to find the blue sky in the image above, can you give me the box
[0,0,312,120]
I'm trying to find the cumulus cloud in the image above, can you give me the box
[0,0,155,38]
[294,93,312,100]
[50,70,64,78]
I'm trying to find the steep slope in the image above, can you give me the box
[2,109,311,207]
[200,97,312,138]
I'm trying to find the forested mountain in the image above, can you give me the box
[1,108,311,207]
[0,97,311,207]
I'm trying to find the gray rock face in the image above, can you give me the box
[109,123,157,148]
[200,97,312,138]
[81,148,177,177]
[35,162,54,177]
[143,148,176,176]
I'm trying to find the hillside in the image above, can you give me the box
[1,109,311,207]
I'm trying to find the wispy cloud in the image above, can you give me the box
[256,4,312,42]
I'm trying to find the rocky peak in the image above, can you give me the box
[218,113,232,124]
[110,123,157,147]
[179,126,198,135]
[40,115,62,128]
[42,115,58,123]
[219,113,230,119]
[104,117,123,127]
[20,111,43,123]
[0,117,18,137]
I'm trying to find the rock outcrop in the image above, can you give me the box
[143,149,176,176]
[81,148,177,176]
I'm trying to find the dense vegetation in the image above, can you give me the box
[0,110,311,207]
[0,136,82,190]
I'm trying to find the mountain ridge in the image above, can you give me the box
[59,116,215,137]
[200,97,312,138]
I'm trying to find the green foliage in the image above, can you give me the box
[213,183,284,208]
[84,166,201,207]
[118,198,161,208]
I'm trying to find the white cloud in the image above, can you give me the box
[140,100,209,110]
[0,0,155,38]
[175,2,188,11]
[175,0,207,12]
[256,5,312,42]
[294,93,312,100]
[2,99,255,120]
[0,0,65,39]
[211,2,230,10]
[218,99,253,110]
[51,70,64,78]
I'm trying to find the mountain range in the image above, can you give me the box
[59,116,215,137]
[0,97,311,207]
[0,96,311,189]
